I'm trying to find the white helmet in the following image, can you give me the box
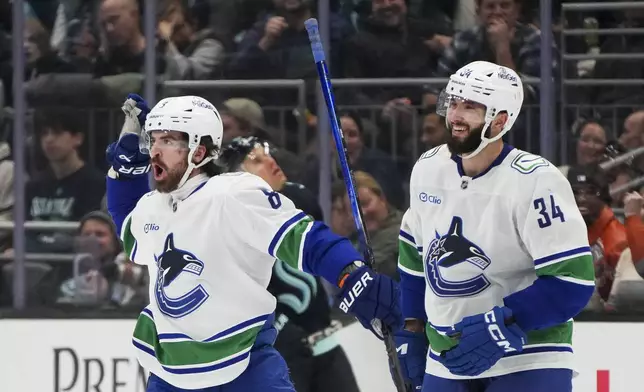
[142,95,223,188]
[437,61,524,158]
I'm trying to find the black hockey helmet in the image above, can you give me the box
[217,136,271,172]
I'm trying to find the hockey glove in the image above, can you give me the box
[107,94,152,179]
[438,306,526,377]
[120,93,150,136]
[106,134,151,179]
[393,329,428,390]
[337,265,402,339]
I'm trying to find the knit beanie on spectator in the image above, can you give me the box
[79,210,121,253]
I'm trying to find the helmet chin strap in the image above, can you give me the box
[462,122,492,160]
[176,148,214,189]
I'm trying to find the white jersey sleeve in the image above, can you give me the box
[398,208,424,278]
[515,167,594,284]
[223,173,362,284]
[224,174,313,269]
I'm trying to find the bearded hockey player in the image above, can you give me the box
[105,94,401,392]
[393,61,595,392]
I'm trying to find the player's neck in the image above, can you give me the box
[461,141,504,177]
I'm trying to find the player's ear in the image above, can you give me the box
[192,145,207,164]
[491,112,509,135]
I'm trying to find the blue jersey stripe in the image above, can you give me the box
[534,246,592,266]
[268,212,308,257]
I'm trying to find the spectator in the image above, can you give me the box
[331,181,356,238]
[620,110,644,151]
[559,119,608,177]
[429,0,558,104]
[228,0,353,82]
[623,191,644,274]
[421,110,449,151]
[333,171,403,281]
[23,107,105,254]
[158,0,226,80]
[302,111,406,209]
[568,164,628,311]
[221,98,304,183]
[94,0,163,76]
[0,141,13,252]
[59,210,147,306]
[342,0,447,107]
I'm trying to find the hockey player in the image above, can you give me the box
[218,135,360,392]
[105,94,401,391]
[394,61,595,392]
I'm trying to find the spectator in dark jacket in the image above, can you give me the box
[158,0,226,80]
[429,0,558,105]
[303,111,406,210]
[342,0,447,107]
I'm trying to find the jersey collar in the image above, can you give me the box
[170,173,209,204]
[451,144,515,179]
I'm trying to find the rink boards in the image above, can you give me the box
[0,320,636,392]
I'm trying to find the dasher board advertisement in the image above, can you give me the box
[0,320,638,392]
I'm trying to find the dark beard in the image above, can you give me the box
[154,161,188,193]
[446,123,485,155]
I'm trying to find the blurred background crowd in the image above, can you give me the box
[0,0,643,320]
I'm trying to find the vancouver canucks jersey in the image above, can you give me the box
[398,144,594,379]
[119,173,320,389]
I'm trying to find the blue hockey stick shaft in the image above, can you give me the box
[304,18,411,392]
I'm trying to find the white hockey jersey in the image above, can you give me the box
[398,145,594,379]
[120,173,318,389]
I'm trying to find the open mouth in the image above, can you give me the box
[451,123,469,137]
[152,163,167,181]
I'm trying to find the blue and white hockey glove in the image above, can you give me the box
[393,329,428,390]
[106,94,151,179]
[438,306,526,377]
[337,265,402,339]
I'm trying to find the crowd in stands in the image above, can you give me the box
[0,0,642,318]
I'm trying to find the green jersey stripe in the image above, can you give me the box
[399,240,424,274]
[132,313,263,367]
[275,218,314,270]
[536,254,594,282]
[120,215,136,260]
[425,320,573,353]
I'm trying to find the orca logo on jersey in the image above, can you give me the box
[424,216,492,298]
[154,233,209,318]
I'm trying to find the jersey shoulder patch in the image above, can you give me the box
[418,145,447,162]
[510,151,550,174]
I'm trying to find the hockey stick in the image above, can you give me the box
[304,18,411,392]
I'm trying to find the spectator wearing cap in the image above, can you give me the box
[58,210,147,306]
[222,98,304,183]
[568,164,628,311]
